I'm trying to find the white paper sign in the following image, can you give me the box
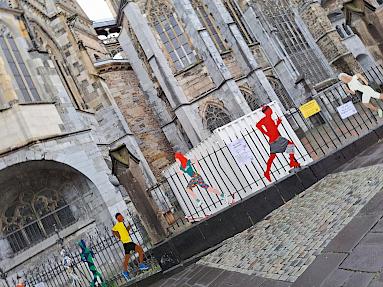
[228,138,255,166]
[337,101,358,119]
[34,283,46,287]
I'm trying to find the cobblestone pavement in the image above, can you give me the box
[147,264,290,287]
[198,164,383,282]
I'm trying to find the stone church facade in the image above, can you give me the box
[0,0,381,275]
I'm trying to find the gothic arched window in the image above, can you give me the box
[224,0,256,45]
[267,76,294,109]
[0,23,40,102]
[240,86,261,111]
[147,0,197,72]
[204,103,232,132]
[255,0,330,84]
[1,190,75,254]
[336,25,345,38]
[191,0,229,53]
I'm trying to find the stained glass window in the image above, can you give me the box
[147,0,197,71]
[0,23,40,102]
[205,103,232,132]
[191,0,228,52]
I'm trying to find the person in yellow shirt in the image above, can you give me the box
[112,213,149,280]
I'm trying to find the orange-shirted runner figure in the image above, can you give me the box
[256,105,300,182]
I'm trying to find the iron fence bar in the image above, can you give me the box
[212,147,245,201]
[240,131,268,187]
[195,154,222,209]
[226,131,261,189]
[322,89,356,139]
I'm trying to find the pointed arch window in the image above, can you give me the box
[255,0,330,84]
[0,23,40,102]
[204,103,232,132]
[191,0,229,53]
[224,0,256,45]
[147,0,197,71]
[267,76,294,109]
[2,190,75,254]
[240,85,261,111]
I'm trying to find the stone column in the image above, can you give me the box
[173,0,252,115]
[118,28,190,153]
[205,0,283,107]
[121,2,209,145]
[294,1,361,74]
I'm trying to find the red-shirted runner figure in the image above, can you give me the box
[256,105,301,182]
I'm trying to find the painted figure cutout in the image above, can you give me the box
[256,106,301,182]
[61,249,80,286]
[112,213,149,281]
[175,152,228,207]
[15,275,25,287]
[339,73,383,117]
[78,240,106,287]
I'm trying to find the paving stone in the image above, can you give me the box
[359,233,383,246]
[292,253,348,287]
[371,219,383,233]
[340,244,383,272]
[367,273,383,287]
[323,214,381,253]
[359,191,383,216]
[320,269,352,287]
[343,272,374,287]
[195,266,224,285]
[260,279,291,287]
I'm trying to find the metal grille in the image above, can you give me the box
[0,211,160,287]
[255,0,329,84]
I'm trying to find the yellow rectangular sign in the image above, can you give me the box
[299,99,321,119]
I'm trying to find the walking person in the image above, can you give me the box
[338,72,383,117]
[256,105,300,182]
[175,152,228,207]
[112,213,149,280]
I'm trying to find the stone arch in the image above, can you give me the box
[356,53,374,71]
[30,20,86,109]
[239,85,261,111]
[267,76,294,109]
[0,160,104,257]
[202,101,232,132]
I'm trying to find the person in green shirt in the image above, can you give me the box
[175,152,227,207]
[112,213,149,280]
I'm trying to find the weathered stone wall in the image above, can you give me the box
[222,51,243,79]
[102,68,174,178]
[175,63,216,101]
